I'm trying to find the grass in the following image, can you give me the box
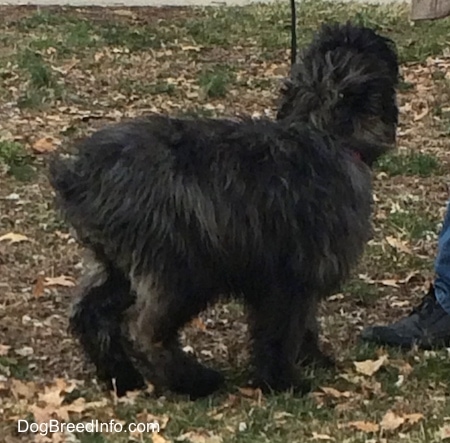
[0,140,35,181]
[1,2,450,443]
[387,210,438,241]
[16,49,63,108]
[376,152,442,177]
[198,66,235,98]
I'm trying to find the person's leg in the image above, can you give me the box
[433,201,450,314]
[360,201,450,348]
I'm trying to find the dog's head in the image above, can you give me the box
[278,22,399,159]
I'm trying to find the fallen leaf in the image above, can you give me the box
[380,410,405,432]
[404,413,424,425]
[320,386,351,398]
[54,378,78,394]
[414,105,429,121]
[238,386,263,400]
[152,434,170,443]
[0,232,30,244]
[378,279,400,288]
[191,317,207,331]
[38,385,64,408]
[273,411,294,420]
[385,236,412,254]
[117,389,141,405]
[33,275,46,298]
[44,275,76,287]
[32,137,59,154]
[0,344,11,356]
[347,421,380,433]
[354,355,388,376]
[312,432,334,440]
[15,346,34,357]
[29,405,54,424]
[11,379,36,399]
[439,425,450,440]
[181,45,202,52]
[113,9,137,18]
[176,431,223,443]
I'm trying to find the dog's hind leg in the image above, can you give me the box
[247,285,314,394]
[127,273,224,399]
[70,256,145,396]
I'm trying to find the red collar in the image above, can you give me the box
[352,150,362,161]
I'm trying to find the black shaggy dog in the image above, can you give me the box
[48,22,399,399]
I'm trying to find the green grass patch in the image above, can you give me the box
[0,140,35,181]
[376,152,442,177]
[198,65,235,98]
[119,78,176,96]
[342,279,380,306]
[16,49,64,108]
[387,210,438,241]
[0,356,31,379]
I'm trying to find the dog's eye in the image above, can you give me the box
[338,92,345,99]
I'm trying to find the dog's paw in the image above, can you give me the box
[299,350,336,370]
[104,364,146,397]
[171,365,224,399]
[249,373,312,396]
[250,367,312,395]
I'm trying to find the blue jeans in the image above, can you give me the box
[435,201,450,315]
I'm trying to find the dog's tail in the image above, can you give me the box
[277,21,399,163]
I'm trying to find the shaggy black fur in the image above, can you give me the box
[48,22,399,399]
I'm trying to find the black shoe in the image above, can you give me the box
[360,285,450,349]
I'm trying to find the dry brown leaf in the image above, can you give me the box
[312,432,334,440]
[385,235,412,254]
[38,385,65,407]
[320,386,351,398]
[29,405,54,424]
[177,431,223,443]
[33,275,46,298]
[414,105,429,121]
[181,45,202,52]
[380,410,405,431]
[152,434,171,443]
[379,279,400,288]
[117,389,141,405]
[191,317,207,331]
[0,232,30,244]
[354,355,388,376]
[44,275,76,287]
[404,413,424,425]
[439,425,450,440]
[347,421,380,433]
[54,378,78,394]
[238,386,262,400]
[113,9,137,18]
[11,379,36,399]
[0,344,11,356]
[32,137,59,154]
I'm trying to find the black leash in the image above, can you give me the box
[290,0,297,66]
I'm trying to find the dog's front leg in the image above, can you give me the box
[297,301,336,369]
[246,286,313,394]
